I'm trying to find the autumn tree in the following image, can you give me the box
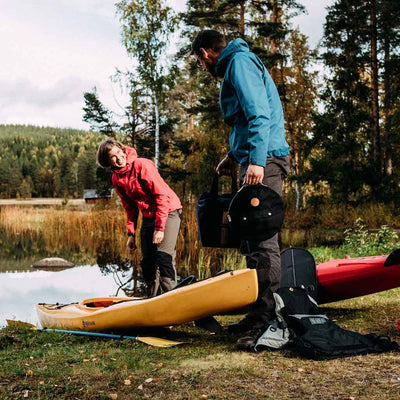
[279,29,319,210]
[116,0,178,167]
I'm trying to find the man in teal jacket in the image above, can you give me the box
[192,30,290,350]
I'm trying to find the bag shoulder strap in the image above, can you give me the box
[210,172,238,195]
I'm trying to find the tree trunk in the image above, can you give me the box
[154,94,159,168]
[383,35,392,176]
[270,1,280,82]
[240,1,245,38]
[370,0,381,173]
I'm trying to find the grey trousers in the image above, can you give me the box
[239,156,290,325]
[140,209,182,297]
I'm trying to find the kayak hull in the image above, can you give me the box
[36,269,258,331]
[317,253,400,304]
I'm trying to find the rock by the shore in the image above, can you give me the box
[31,257,75,271]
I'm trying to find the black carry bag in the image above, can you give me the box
[196,173,240,248]
[274,287,400,359]
[280,247,318,301]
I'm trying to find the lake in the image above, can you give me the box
[0,264,122,328]
[0,211,138,328]
[0,265,123,326]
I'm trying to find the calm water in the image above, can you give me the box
[0,265,128,328]
[0,225,138,328]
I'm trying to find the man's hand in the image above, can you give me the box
[126,235,137,253]
[216,155,234,176]
[153,230,164,244]
[243,164,264,185]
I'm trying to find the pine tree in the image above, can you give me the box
[310,0,400,202]
[309,0,374,203]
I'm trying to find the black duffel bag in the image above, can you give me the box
[196,173,240,248]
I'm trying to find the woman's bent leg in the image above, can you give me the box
[156,210,182,292]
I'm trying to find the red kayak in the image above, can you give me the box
[317,249,400,304]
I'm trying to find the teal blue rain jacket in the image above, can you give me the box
[215,38,289,166]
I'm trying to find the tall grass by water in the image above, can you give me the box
[0,203,245,278]
[2,200,399,276]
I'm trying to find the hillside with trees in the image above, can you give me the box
[0,125,111,199]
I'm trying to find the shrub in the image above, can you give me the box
[342,218,399,257]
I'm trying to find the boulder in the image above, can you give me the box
[31,257,75,271]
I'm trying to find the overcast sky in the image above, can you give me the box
[0,0,331,131]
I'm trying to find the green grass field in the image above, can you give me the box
[1,289,399,400]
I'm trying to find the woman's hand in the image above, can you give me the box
[153,230,164,244]
[126,235,137,253]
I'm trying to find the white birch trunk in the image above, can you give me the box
[154,94,159,168]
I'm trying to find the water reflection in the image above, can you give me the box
[0,227,142,327]
[0,265,125,328]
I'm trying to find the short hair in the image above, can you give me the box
[97,139,126,168]
[191,30,226,56]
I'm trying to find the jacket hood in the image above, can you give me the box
[215,38,249,77]
[111,146,137,175]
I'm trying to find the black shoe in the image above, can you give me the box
[227,317,256,334]
[236,326,265,351]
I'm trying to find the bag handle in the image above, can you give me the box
[210,171,238,195]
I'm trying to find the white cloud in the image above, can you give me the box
[0,0,131,129]
[0,76,86,107]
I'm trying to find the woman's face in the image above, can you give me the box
[108,146,126,168]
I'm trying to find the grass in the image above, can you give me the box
[1,289,399,400]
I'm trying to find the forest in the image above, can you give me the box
[1,0,400,213]
[0,125,110,199]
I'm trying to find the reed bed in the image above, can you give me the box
[0,204,245,278]
[2,199,398,277]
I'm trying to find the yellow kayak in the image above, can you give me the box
[36,269,258,331]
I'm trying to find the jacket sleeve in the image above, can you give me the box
[229,55,271,167]
[137,160,170,232]
[112,176,139,236]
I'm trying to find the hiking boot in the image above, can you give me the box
[236,326,265,351]
[227,317,256,334]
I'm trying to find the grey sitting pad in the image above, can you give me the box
[31,257,75,271]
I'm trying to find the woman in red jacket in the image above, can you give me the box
[97,139,182,297]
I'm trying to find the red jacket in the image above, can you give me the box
[111,147,182,236]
